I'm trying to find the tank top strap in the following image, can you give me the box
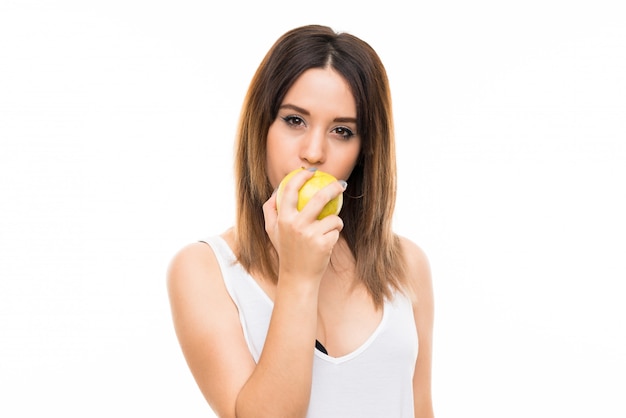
[199,235,273,362]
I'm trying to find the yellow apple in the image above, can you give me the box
[276,168,343,219]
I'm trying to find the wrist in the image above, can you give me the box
[276,270,321,299]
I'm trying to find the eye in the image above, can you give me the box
[333,126,355,140]
[281,115,305,127]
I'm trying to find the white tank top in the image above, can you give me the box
[202,236,418,417]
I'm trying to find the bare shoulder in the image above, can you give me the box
[168,241,215,282]
[397,235,433,298]
[167,229,237,290]
[166,239,237,350]
[166,241,228,317]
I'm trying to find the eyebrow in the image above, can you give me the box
[279,104,357,124]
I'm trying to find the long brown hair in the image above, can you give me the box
[234,25,406,307]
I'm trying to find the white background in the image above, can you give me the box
[1,1,624,416]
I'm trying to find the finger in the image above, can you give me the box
[278,168,316,214]
[317,212,344,234]
[299,180,346,221]
[314,216,344,251]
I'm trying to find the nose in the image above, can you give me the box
[299,128,326,166]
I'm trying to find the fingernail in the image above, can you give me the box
[307,167,318,172]
[338,180,348,190]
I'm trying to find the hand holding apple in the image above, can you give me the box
[276,168,344,220]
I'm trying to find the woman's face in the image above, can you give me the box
[266,67,361,188]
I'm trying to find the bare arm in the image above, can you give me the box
[167,169,345,417]
[167,242,256,417]
[400,237,435,418]
[236,169,345,417]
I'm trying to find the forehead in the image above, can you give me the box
[282,67,356,115]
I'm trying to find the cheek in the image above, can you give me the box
[266,121,288,155]
[265,124,285,187]
[335,142,362,180]
[346,140,362,168]
[266,164,282,189]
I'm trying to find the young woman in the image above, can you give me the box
[167,25,434,418]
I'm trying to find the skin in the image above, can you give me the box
[167,67,434,417]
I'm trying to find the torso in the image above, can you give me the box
[221,228,382,358]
